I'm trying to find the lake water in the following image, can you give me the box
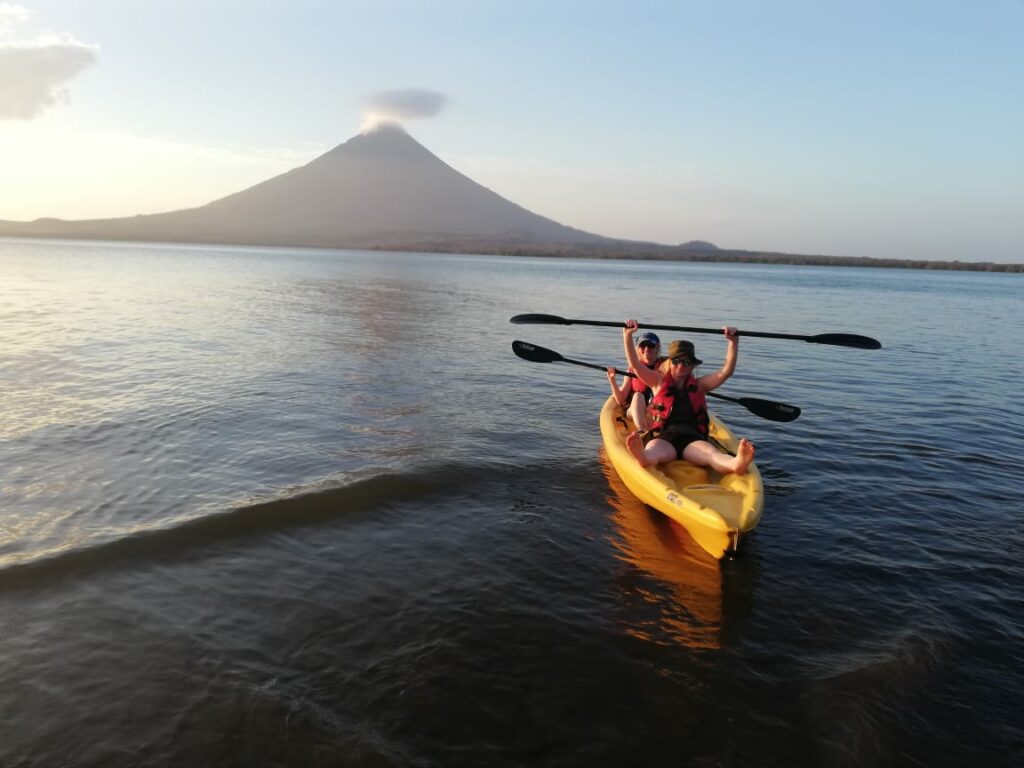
[1,239,1022,766]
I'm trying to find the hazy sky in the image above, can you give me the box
[1,1,1022,261]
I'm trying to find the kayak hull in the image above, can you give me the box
[599,396,765,559]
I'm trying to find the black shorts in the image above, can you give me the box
[648,426,706,460]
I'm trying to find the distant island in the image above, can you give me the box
[1,124,1019,273]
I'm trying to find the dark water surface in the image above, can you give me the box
[1,240,1022,766]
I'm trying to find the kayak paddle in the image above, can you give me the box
[510,313,881,350]
[512,340,801,422]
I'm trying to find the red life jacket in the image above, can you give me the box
[647,372,709,436]
[629,371,650,395]
[628,357,664,397]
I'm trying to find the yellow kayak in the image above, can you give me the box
[599,396,765,559]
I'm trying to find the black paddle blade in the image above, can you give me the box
[707,391,802,422]
[808,333,882,350]
[510,313,572,325]
[512,340,564,363]
[739,398,801,422]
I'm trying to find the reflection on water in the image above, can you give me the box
[600,451,724,649]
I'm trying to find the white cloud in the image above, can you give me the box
[0,5,98,119]
[0,3,31,33]
[361,88,447,130]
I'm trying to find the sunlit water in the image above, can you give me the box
[1,239,1022,766]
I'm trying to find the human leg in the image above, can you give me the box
[625,433,677,467]
[627,392,649,431]
[682,438,756,475]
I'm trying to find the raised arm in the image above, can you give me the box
[623,319,662,390]
[606,366,630,405]
[698,326,739,392]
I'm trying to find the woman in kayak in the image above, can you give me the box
[621,319,756,475]
[606,330,662,430]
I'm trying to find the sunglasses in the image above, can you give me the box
[670,356,694,366]
[638,341,659,350]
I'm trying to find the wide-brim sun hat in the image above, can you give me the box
[666,339,702,366]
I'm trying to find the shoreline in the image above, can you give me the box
[377,243,1024,273]
[2,234,1020,273]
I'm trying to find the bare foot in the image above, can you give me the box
[625,431,650,467]
[733,438,755,475]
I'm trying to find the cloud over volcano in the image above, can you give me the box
[0,3,98,119]
[361,88,447,130]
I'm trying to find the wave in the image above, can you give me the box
[0,458,583,593]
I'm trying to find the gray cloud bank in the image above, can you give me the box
[0,4,98,119]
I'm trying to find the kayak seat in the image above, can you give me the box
[662,462,710,488]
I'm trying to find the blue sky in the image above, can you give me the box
[1,1,1022,261]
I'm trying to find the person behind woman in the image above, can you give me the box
[606,330,661,430]
[621,319,755,475]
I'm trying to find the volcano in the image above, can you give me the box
[0,124,616,250]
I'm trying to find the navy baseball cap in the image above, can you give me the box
[636,331,660,347]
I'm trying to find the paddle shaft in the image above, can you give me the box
[511,340,800,421]
[510,313,881,349]
[604,366,792,414]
